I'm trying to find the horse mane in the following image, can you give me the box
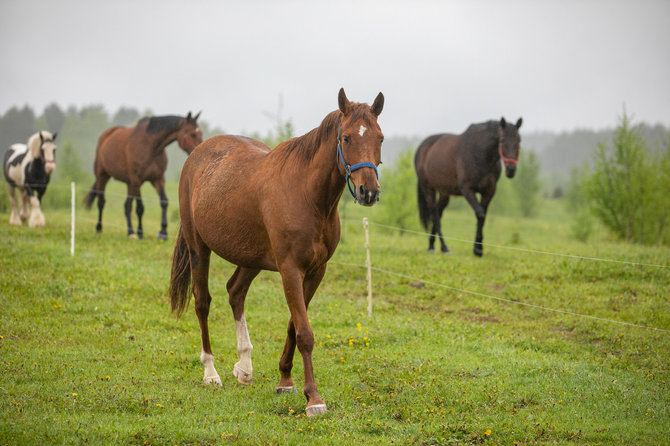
[143,115,185,134]
[26,131,54,158]
[273,103,373,166]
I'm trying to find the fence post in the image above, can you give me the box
[363,217,372,318]
[70,181,75,256]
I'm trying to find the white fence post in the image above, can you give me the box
[363,217,372,318]
[70,181,75,256]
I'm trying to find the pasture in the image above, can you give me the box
[1,180,669,445]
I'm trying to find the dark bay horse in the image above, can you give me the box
[3,131,57,227]
[84,112,202,239]
[415,117,522,256]
[170,88,384,416]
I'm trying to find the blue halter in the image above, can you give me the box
[336,124,379,199]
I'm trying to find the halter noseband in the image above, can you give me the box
[336,124,379,199]
[497,131,518,166]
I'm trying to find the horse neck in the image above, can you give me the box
[151,129,180,153]
[469,124,500,165]
[280,114,346,216]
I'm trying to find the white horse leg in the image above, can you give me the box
[28,195,45,227]
[232,313,253,385]
[200,351,222,386]
[19,189,30,222]
[7,185,21,225]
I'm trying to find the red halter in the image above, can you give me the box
[497,129,518,166]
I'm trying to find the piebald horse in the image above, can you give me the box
[415,117,522,256]
[3,131,57,227]
[170,89,384,416]
[84,112,202,239]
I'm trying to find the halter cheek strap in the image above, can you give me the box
[336,124,379,199]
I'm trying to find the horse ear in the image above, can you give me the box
[193,111,201,121]
[371,92,384,117]
[52,132,58,141]
[338,88,351,115]
[500,117,507,129]
[186,112,192,121]
[516,117,523,128]
[39,131,44,143]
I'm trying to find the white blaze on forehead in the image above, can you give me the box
[359,125,367,136]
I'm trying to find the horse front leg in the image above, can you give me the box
[279,263,327,416]
[7,185,21,225]
[19,188,30,223]
[277,264,326,395]
[461,186,486,257]
[94,175,110,233]
[25,186,45,228]
[153,178,168,240]
[226,266,261,385]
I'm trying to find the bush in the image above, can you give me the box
[375,148,418,232]
[583,111,670,245]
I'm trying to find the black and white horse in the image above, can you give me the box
[3,131,57,227]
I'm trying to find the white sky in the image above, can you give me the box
[1,0,669,136]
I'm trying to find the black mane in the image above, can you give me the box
[143,115,184,134]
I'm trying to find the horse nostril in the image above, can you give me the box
[359,185,365,197]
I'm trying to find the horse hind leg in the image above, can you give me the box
[435,195,450,254]
[19,188,30,222]
[7,185,21,225]
[227,266,261,385]
[94,176,110,233]
[190,244,221,385]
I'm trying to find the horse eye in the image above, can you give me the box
[191,133,196,138]
[343,135,350,144]
[380,137,384,144]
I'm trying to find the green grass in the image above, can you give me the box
[1,180,668,445]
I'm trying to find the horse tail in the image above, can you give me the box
[170,225,192,316]
[83,182,97,210]
[415,142,431,230]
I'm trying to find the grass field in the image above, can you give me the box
[1,180,669,445]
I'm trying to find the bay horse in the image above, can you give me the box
[84,112,202,239]
[169,88,384,416]
[415,117,522,256]
[3,131,57,227]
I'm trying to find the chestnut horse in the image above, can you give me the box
[170,89,384,416]
[415,117,522,256]
[84,112,202,239]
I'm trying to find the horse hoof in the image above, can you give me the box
[203,374,222,386]
[473,249,483,257]
[128,233,137,239]
[233,364,252,385]
[442,250,451,255]
[427,248,435,253]
[276,386,297,394]
[157,232,168,241]
[305,404,328,417]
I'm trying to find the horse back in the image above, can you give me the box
[3,145,28,187]
[415,133,462,194]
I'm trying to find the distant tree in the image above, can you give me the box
[0,105,36,150]
[42,103,66,133]
[54,141,90,183]
[584,111,669,245]
[512,150,541,217]
[112,106,141,127]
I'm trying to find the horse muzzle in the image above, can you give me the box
[505,164,516,178]
[355,184,380,206]
[45,160,56,174]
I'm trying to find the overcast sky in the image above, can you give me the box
[1,0,669,137]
